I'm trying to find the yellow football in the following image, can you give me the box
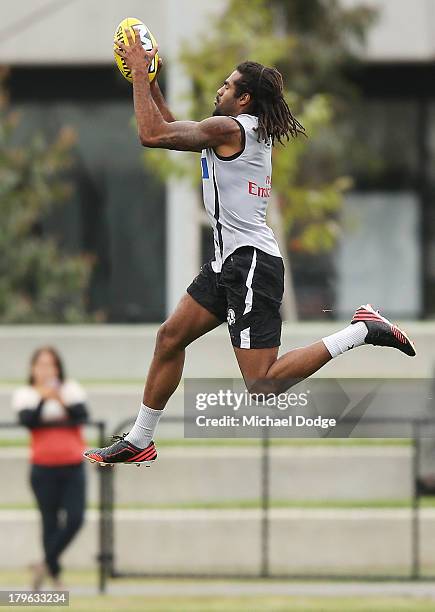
[114,18,159,83]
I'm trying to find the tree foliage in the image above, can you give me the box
[0,79,92,322]
[145,0,374,256]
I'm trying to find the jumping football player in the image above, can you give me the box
[84,29,416,466]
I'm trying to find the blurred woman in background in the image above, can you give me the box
[12,347,89,590]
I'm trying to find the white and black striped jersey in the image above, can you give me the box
[200,113,281,273]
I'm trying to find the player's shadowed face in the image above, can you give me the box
[213,70,247,117]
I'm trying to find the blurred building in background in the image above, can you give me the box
[337,0,435,321]
[2,0,435,321]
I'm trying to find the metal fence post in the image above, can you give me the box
[97,421,114,594]
[260,426,270,578]
[411,420,421,580]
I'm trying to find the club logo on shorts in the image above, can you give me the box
[227,308,236,326]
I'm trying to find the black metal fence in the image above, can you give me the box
[97,416,435,592]
[2,417,434,593]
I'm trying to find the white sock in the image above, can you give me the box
[125,404,163,449]
[322,322,368,358]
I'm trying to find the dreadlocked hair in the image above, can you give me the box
[235,61,306,145]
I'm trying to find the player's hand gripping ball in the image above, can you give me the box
[114,18,159,83]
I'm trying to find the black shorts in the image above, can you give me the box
[187,246,284,349]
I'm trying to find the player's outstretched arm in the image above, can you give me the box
[114,29,240,153]
[139,116,240,152]
[150,58,176,123]
[134,66,238,151]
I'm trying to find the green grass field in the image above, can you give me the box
[2,570,435,611]
[4,594,435,612]
[0,437,412,448]
[1,497,434,511]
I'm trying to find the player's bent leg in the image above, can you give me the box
[143,293,222,409]
[84,293,222,466]
[234,342,331,396]
[234,304,416,396]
